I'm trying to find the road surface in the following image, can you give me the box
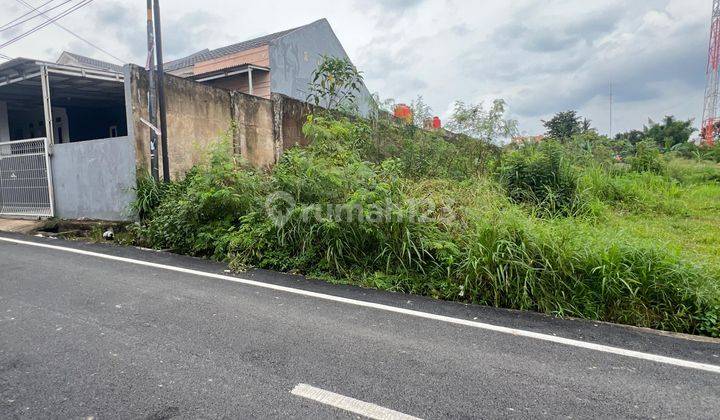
[0,233,719,419]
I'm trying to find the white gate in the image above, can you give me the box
[0,138,54,217]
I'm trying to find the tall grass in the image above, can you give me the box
[131,116,720,337]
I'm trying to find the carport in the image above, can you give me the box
[0,58,126,144]
[0,59,135,219]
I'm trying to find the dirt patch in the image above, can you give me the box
[0,219,45,234]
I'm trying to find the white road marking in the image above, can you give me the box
[291,383,421,420]
[2,235,720,375]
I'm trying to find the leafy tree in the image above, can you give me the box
[542,110,585,141]
[615,129,645,146]
[307,55,364,113]
[643,116,696,150]
[446,99,519,144]
[410,95,433,128]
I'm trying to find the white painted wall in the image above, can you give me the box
[0,101,9,142]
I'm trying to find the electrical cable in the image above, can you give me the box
[0,0,94,51]
[13,0,127,64]
[0,0,55,30]
[2,0,75,33]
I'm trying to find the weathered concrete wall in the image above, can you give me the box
[52,136,136,221]
[231,92,276,169]
[0,101,8,142]
[125,65,327,173]
[126,65,233,179]
[269,19,374,117]
[271,94,318,157]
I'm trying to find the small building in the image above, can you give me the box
[0,58,134,221]
[0,18,370,222]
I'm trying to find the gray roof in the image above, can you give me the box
[164,22,314,72]
[58,51,123,73]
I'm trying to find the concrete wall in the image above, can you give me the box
[272,93,317,154]
[52,136,136,221]
[126,65,234,179]
[0,101,8,142]
[231,92,275,169]
[126,65,333,174]
[269,19,374,117]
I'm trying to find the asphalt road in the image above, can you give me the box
[1,233,719,419]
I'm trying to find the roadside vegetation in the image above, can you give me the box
[129,58,720,337]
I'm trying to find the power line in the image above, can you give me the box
[14,0,127,64]
[0,0,55,31]
[0,0,93,52]
[2,0,75,33]
[0,53,14,61]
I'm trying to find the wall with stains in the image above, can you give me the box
[126,66,326,175]
[126,65,233,179]
[231,92,275,169]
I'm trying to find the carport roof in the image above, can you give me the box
[0,58,125,109]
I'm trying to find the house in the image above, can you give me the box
[164,18,373,115]
[0,18,370,222]
[57,51,124,73]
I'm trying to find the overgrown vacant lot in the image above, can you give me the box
[131,116,720,337]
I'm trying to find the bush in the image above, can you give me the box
[499,141,579,214]
[131,116,720,337]
[666,158,720,184]
[628,140,666,174]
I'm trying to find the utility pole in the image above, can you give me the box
[609,79,614,139]
[152,0,170,182]
[146,0,159,181]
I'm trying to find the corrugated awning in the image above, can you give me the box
[0,58,124,109]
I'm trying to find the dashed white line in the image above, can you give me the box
[291,383,422,420]
[1,235,720,375]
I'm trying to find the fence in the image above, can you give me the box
[0,138,54,217]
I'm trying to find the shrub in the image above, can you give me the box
[628,140,666,174]
[131,172,168,220]
[131,115,720,337]
[666,158,720,184]
[499,141,579,214]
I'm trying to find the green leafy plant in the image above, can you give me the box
[306,55,364,113]
[130,113,720,338]
[446,99,519,144]
[499,141,579,214]
[542,110,587,142]
[629,140,666,174]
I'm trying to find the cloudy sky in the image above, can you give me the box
[0,0,711,135]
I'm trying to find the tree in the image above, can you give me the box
[542,110,584,141]
[410,95,432,128]
[615,129,645,146]
[446,99,519,144]
[643,116,696,150]
[307,55,364,113]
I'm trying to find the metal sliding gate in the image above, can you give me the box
[0,138,54,217]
